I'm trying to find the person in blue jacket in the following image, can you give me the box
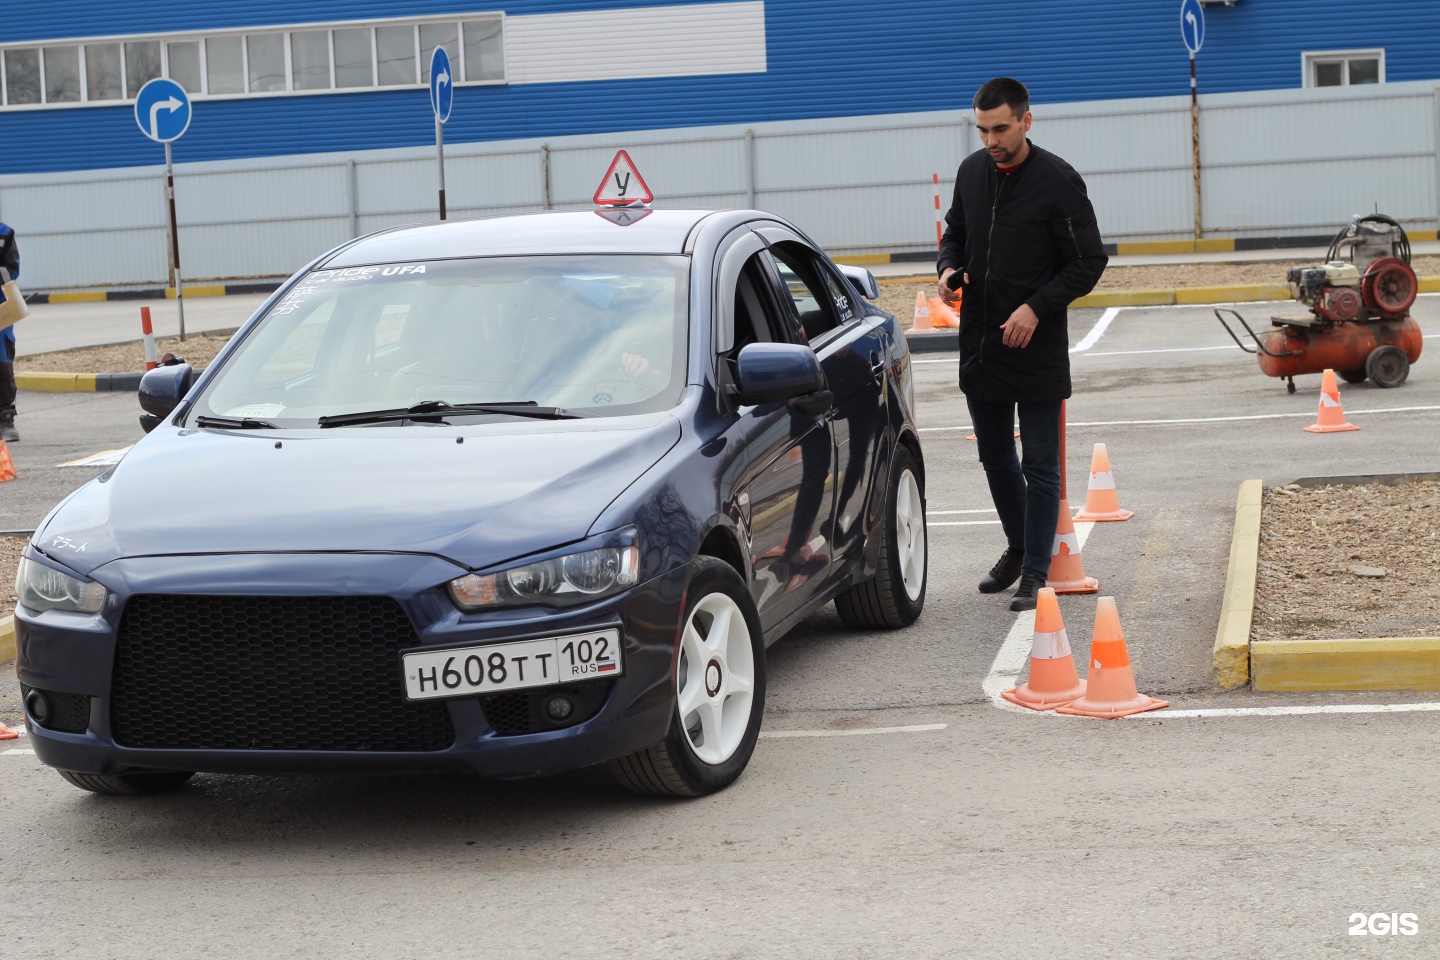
[0,221,18,442]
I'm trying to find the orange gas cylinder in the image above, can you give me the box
[1256,316,1422,385]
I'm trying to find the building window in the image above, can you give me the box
[0,13,504,109]
[1304,49,1384,88]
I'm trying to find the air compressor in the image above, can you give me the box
[1215,214,1422,392]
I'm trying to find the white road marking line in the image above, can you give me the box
[928,508,997,515]
[1,749,34,756]
[982,522,1094,709]
[1070,306,1121,353]
[1083,343,1240,358]
[58,446,132,467]
[920,404,1440,432]
[930,520,1003,527]
[760,723,947,739]
[1146,703,1440,719]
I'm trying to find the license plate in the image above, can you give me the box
[401,628,622,701]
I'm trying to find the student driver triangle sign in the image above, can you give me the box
[594,150,653,206]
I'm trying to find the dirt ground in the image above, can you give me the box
[3,534,22,613]
[18,332,234,374]
[1252,481,1440,642]
[876,256,1440,328]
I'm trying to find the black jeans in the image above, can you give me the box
[0,334,15,417]
[966,396,1062,579]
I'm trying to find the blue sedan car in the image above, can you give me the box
[15,209,927,797]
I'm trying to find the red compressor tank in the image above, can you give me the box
[1256,316,1423,385]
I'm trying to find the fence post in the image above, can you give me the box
[346,159,359,238]
[745,129,756,208]
[541,145,551,210]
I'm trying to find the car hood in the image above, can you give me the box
[38,416,681,578]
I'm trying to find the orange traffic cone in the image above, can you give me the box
[1057,596,1168,718]
[1303,368,1359,434]
[0,439,15,482]
[928,296,959,329]
[1073,443,1134,522]
[1002,587,1086,711]
[1046,499,1098,594]
[912,291,933,332]
[0,722,19,740]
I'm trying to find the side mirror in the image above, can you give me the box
[837,264,879,300]
[733,343,825,406]
[137,362,195,433]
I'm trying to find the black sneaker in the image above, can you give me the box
[0,415,16,444]
[1008,571,1045,612]
[978,547,1023,593]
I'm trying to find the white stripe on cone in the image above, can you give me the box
[1089,470,1117,491]
[1030,628,1072,660]
[1052,531,1080,556]
[1320,392,1341,408]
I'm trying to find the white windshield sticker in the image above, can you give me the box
[223,403,286,418]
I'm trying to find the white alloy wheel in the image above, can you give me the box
[895,467,927,601]
[676,592,757,765]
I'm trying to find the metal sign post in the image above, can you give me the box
[134,78,192,340]
[429,47,454,221]
[1181,0,1205,242]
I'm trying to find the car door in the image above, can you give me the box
[757,230,891,577]
[716,237,836,630]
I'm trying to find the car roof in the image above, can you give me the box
[323,209,723,268]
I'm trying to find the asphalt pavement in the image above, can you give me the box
[3,292,1440,958]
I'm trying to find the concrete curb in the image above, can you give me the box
[0,615,14,666]
[26,281,281,305]
[1213,479,1262,690]
[1217,473,1440,692]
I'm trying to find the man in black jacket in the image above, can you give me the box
[0,221,19,443]
[937,78,1107,611]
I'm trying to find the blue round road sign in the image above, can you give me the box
[134,78,192,143]
[429,47,454,124]
[1180,0,1205,54]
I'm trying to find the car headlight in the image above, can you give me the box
[16,557,108,615]
[449,545,641,610]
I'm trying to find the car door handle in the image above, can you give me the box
[868,351,886,379]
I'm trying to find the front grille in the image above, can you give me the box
[21,684,91,733]
[480,679,612,736]
[111,595,454,751]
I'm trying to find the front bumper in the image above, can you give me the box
[16,552,689,779]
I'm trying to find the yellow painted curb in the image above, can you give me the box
[0,615,14,666]
[1213,479,1262,689]
[833,254,892,266]
[1074,289,1175,307]
[1419,276,1440,294]
[1175,284,1292,305]
[166,285,226,298]
[1252,637,1440,692]
[15,371,80,392]
[48,291,107,303]
[1409,229,1438,242]
[1115,238,1236,255]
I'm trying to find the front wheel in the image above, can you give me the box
[57,769,195,795]
[835,444,927,628]
[610,557,765,797]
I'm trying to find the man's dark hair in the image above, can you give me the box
[973,78,1029,117]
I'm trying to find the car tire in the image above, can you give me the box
[610,557,765,797]
[834,444,927,629]
[57,769,196,796]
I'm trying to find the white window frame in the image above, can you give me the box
[0,12,504,110]
[1302,48,1385,89]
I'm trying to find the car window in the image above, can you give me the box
[765,242,845,343]
[195,255,690,426]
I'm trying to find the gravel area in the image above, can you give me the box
[876,255,1440,329]
[2,534,23,617]
[1252,481,1440,642]
[17,332,234,374]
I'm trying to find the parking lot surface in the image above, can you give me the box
[3,295,1439,957]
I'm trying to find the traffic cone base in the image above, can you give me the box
[1047,498,1098,594]
[1303,369,1359,433]
[0,439,15,482]
[1056,596,1167,719]
[0,721,19,740]
[1073,443,1134,522]
[1001,588,1087,711]
[928,296,960,329]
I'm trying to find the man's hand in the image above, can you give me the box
[937,269,967,305]
[621,353,651,377]
[999,303,1039,348]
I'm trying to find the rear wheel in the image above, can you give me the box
[57,769,195,795]
[835,445,927,629]
[1366,345,1410,388]
[609,557,765,797]
[1338,368,1368,385]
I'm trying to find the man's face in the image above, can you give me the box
[974,105,1032,166]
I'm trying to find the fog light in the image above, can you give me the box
[544,695,574,722]
[25,689,51,725]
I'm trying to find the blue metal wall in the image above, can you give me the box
[3,0,1439,175]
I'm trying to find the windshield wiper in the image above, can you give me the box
[194,416,278,430]
[317,400,582,429]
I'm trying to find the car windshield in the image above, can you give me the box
[192,255,689,426]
